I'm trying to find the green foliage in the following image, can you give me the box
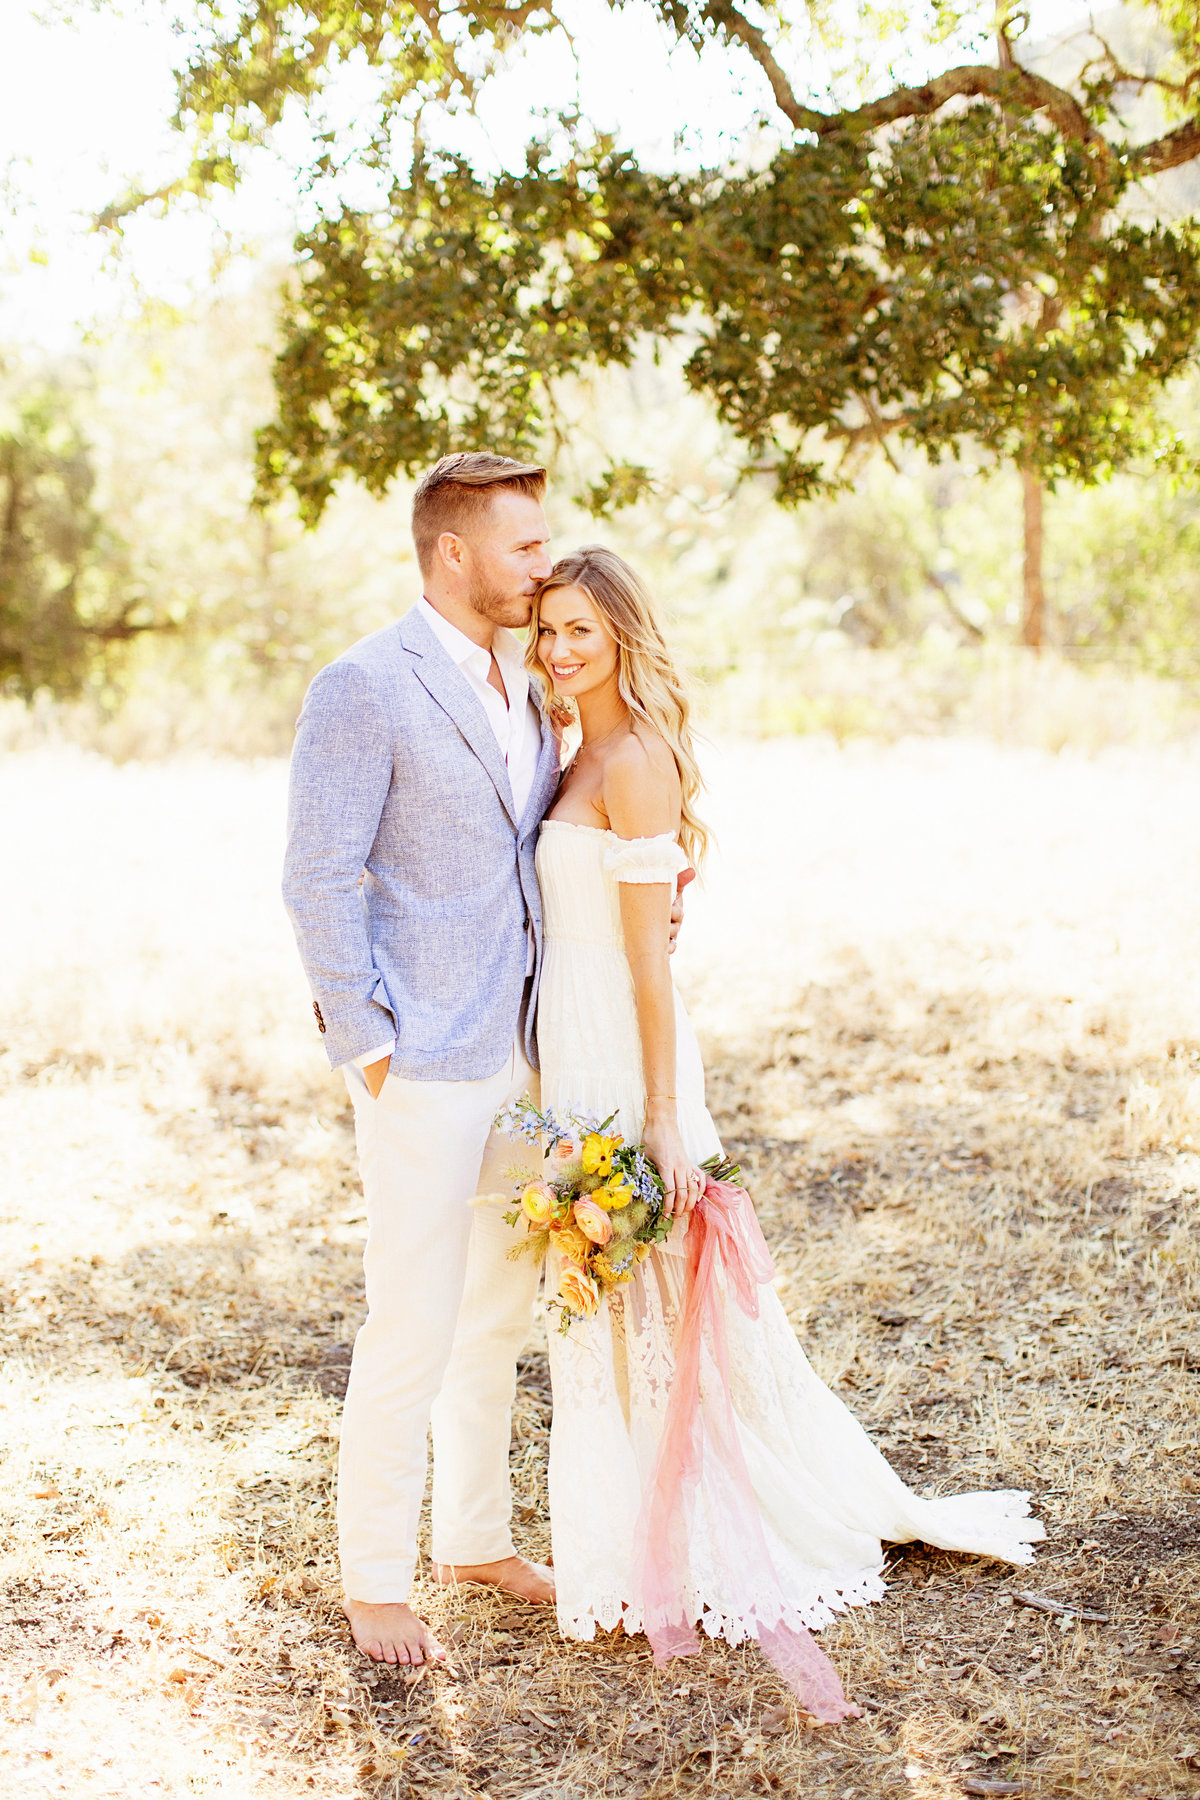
[257,112,1200,517]
[138,1,1200,522]
[1049,471,1200,672]
[0,381,160,700]
[0,386,95,697]
[172,0,560,189]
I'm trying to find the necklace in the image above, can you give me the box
[578,716,629,755]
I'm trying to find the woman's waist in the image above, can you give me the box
[542,929,628,950]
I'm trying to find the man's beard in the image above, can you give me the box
[467,570,535,629]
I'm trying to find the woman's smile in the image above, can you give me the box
[535,583,621,696]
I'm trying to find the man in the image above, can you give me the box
[283,452,560,1665]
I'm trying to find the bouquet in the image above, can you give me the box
[495,1097,739,1330]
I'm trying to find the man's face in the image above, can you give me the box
[458,490,553,629]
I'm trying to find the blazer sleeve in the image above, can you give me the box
[282,657,398,1069]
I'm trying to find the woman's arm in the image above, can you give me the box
[604,737,701,1217]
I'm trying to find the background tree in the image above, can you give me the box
[112,0,1200,646]
[0,378,166,699]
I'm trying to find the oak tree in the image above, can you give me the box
[0,381,165,699]
[145,0,1200,644]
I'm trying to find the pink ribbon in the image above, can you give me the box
[632,1177,860,1725]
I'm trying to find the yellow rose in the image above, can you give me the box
[520,1181,557,1226]
[551,1220,592,1264]
[573,1197,613,1246]
[581,1132,620,1179]
[558,1263,601,1317]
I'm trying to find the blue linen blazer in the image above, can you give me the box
[282,604,561,1077]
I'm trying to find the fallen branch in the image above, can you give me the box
[1012,1589,1110,1622]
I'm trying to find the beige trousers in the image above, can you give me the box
[339,1039,541,1603]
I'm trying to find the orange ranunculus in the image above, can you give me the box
[520,1181,557,1225]
[573,1197,613,1246]
[581,1132,619,1179]
[551,1137,580,1164]
[558,1263,601,1318]
[551,1221,592,1264]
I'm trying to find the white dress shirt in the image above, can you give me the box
[354,597,542,1069]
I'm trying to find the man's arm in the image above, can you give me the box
[282,658,398,1070]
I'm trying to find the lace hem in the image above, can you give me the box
[555,1488,1046,1648]
[557,1566,890,1645]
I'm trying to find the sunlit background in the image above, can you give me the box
[10,0,1194,761]
[3,3,1200,1797]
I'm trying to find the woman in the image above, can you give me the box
[527,545,1042,1719]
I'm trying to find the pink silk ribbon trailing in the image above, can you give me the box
[632,1176,861,1725]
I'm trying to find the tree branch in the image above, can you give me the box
[94,180,189,231]
[1132,115,1200,176]
[703,0,1115,164]
[831,64,1109,155]
[701,0,819,132]
[698,0,820,130]
[87,604,176,644]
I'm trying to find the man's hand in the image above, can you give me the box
[363,1054,391,1099]
[668,867,696,955]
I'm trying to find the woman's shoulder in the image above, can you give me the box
[606,723,678,782]
[602,724,681,832]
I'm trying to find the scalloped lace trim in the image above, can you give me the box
[558,1566,890,1645]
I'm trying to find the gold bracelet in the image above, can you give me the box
[645,1093,677,1100]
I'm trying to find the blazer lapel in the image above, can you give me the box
[398,608,518,829]
[521,702,561,836]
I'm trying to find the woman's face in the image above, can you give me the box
[536,584,620,699]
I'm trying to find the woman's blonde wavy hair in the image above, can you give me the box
[527,545,709,869]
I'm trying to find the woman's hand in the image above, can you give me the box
[643,1107,704,1219]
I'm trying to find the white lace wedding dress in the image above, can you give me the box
[535,819,1044,1650]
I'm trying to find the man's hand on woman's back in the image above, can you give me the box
[668,868,695,954]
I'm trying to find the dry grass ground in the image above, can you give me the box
[1,737,1198,1800]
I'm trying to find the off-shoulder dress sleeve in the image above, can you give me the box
[602,833,689,885]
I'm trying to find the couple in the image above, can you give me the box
[282,451,1042,1717]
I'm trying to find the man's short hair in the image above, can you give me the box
[411,452,547,574]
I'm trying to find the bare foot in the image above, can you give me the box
[342,1597,446,1665]
[432,1554,555,1606]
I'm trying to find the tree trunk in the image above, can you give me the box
[1021,467,1046,650]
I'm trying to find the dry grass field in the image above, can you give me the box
[1,737,1199,1800]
